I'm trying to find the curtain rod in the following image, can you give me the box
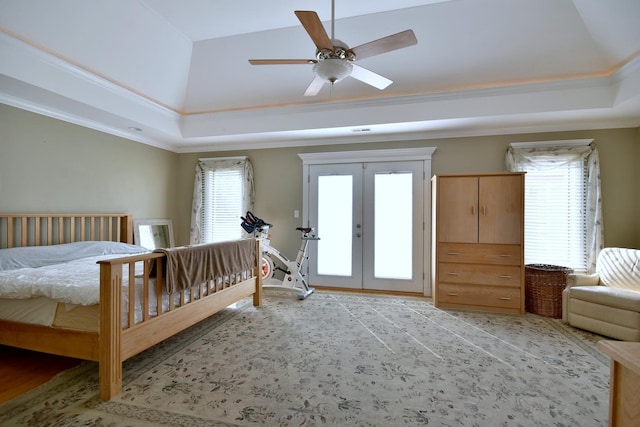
[509,139,593,149]
[199,156,247,161]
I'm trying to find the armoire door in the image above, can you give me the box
[478,175,524,244]
[436,176,479,243]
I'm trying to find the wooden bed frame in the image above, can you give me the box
[0,213,262,400]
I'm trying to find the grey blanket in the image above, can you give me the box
[154,239,256,293]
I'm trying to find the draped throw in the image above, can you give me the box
[154,239,256,293]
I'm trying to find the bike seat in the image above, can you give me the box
[296,227,313,233]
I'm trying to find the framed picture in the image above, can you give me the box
[133,219,175,249]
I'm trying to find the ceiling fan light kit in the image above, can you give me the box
[313,58,353,83]
[248,2,417,96]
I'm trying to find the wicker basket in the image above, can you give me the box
[525,264,573,318]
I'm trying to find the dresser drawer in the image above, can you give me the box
[438,283,521,310]
[438,243,521,266]
[438,263,521,287]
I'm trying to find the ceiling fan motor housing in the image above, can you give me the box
[313,38,356,83]
[316,38,356,61]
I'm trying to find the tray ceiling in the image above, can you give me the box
[1,0,639,152]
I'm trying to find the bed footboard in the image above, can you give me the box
[97,239,262,400]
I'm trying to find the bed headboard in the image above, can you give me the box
[0,213,133,249]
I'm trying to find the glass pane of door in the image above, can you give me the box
[317,175,352,276]
[374,172,413,279]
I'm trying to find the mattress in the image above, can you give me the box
[0,296,60,326]
[0,293,147,333]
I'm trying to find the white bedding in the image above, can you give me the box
[0,241,149,305]
[0,253,148,305]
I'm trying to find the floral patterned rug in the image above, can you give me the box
[0,291,611,426]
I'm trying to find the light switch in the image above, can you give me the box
[294,210,299,218]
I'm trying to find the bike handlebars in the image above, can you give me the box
[241,212,316,236]
[241,211,271,234]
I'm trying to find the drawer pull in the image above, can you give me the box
[499,275,512,279]
[499,254,512,258]
[447,272,459,276]
[499,297,512,301]
[447,252,460,255]
[447,293,459,296]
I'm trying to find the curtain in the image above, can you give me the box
[189,157,255,244]
[505,143,603,273]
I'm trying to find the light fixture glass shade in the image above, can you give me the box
[313,59,353,84]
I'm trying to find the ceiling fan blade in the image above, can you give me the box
[249,59,317,65]
[349,64,392,90]
[295,10,334,52]
[351,29,417,61]
[304,75,326,96]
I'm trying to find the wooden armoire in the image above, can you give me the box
[431,172,525,314]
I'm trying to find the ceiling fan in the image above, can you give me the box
[248,1,418,96]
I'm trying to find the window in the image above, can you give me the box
[201,166,244,242]
[506,140,603,273]
[190,157,254,244]
[522,157,587,269]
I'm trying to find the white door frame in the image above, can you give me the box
[298,147,437,297]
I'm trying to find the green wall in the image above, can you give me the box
[0,104,179,228]
[2,104,638,257]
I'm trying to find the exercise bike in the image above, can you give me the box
[241,211,319,300]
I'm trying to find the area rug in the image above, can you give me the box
[0,291,611,426]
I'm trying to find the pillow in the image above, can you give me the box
[0,241,148,271]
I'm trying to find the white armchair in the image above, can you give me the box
[562,247,640,341]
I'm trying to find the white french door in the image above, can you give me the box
[303,153,431,293]
[309,163,364,289]
[363,161,423,292]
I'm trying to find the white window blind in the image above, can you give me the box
[523,158,588,271]
[201,166,244,243]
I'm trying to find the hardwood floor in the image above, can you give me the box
[0,345,81,404]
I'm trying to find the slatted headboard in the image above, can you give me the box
[0,213,133,249]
